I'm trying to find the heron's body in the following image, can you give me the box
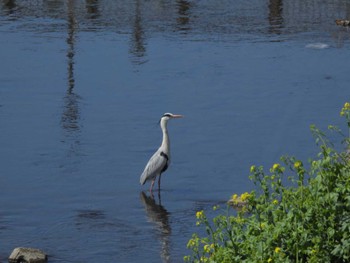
[140,113,182,192]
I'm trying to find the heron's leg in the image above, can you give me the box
[150,179,155,193]
[158,175,161,190]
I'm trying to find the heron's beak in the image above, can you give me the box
[172,114,183,118]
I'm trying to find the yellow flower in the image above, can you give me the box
[196,210,204,220]
[294,161,302,169]
[232,194,238,200]
[240,192,251,201]
[200,256,209,262]
[272,199,279,205]
[250,165,256,173]
[271,163,285,173]
[187,239,196,248]
[267,258,273,263]
[260,222,266,229]
[272,163,280,171]
[274,247,282,253]
[204,244,211,253]
[341,102,350,116]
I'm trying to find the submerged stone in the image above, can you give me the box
[8,247,47,263]
[335,19,350,26]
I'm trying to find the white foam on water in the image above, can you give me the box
[305,43,330,49]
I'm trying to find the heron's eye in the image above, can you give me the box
[162,114,172,118]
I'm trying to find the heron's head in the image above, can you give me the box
[159,113,183,126]
[162,113,183,120]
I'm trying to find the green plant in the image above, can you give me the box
[185,102,350,263]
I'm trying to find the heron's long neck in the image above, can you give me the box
[160,120,170,152]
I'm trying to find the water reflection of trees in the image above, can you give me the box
[129,0,147,65]
[176,0,191,32]
[2,0,17,14]
[61,0,82,162]
[140,191,172,263]
[268,0,284,35]
[85,0,99,19]
[2,0,350,46]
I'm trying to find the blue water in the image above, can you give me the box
[1,0,350,262]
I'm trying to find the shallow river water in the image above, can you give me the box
[1,0,350,262]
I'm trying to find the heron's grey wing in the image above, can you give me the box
[140,150,167,185]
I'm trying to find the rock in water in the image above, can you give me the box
[335,19,350,26]
[8,247,47,263]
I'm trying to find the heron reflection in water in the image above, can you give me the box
[140,191,171,263]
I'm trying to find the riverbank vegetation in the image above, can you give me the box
[185,102,350,263]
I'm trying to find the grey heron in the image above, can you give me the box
[140,113,183,193]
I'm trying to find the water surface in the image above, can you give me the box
[1,0,350,262]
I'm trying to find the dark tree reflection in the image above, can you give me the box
[2,0,17,15]
[176,0,191,32]
[140,191,172,263]
[268,0,284,35]
[85,0,99,19]
[61,0,82,161]
[129,0,147,65]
